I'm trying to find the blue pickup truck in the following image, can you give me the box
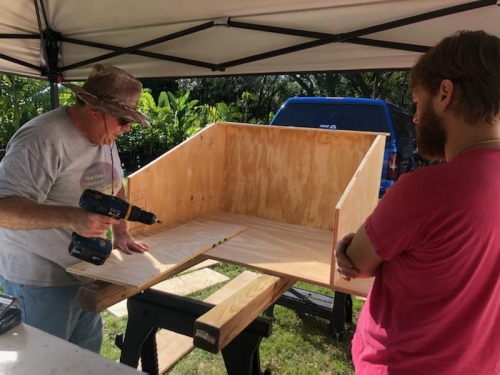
[270,97,417,197]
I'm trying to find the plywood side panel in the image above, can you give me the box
[126,124,226,236]
[221,124,377,230]
[330,135,386,296]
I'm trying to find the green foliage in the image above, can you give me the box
[58,85,77,106]
[199,102,242,125]
[178,75,295,124]
[0,72,413,168]
[116,90,174,170]
[101,311,127,360]
[117,89,235,172]
[0,74,51,147]
[162,90,201,146]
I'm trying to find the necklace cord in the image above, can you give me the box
[455,138,500,158]
[103,115,115,196]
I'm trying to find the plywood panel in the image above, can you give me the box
[205,212,332,287]
[81,124,386,302]
[331,135,386,294]
[66,218,246,289]
[126,124,226,236]
[203,212,372,297]
[222,124,378,230]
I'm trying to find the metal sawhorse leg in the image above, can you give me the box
[264,288,352,338]
[117,289,273,375]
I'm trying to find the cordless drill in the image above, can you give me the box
[68,189,162,265]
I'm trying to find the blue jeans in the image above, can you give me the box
[0,276,102,353]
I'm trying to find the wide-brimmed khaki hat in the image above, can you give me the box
[64,64,150,127]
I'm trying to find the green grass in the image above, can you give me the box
[101,263,363,374]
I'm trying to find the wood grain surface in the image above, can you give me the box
[66,218,246,288]
[204,212,373,296]
[76,123,383,308]
[107,267,229,317]
[194,274,295,353]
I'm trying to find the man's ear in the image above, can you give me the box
[437,79,455,112]
[88,106,100,119]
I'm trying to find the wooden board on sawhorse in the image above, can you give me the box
[107,263,224,318]
[118,273,280,374]
[146,270,260,373]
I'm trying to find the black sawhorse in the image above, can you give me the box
[117,289,273,375]
[264,288,352,338]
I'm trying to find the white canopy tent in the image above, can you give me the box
[0,0,498,84]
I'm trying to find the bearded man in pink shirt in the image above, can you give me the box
[336,30,500,375]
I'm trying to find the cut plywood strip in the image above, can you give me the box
[150,332,193,373]
[180,259,219,274]
[107,268,229,317]
[151,267,229,295]
[142,271,260,373]
[66,218,247,289]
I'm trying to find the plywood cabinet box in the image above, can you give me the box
[125,122,386,297]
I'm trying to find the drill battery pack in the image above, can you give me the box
[68,232,112,266]
[0,294,21,335]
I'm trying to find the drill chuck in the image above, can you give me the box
[127,206,162,224]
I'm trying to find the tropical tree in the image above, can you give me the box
[116,90,174,171]
[178,75,296,124]
[0,75,51,147]
[158,90,201,146]
[199,101,241,125]
[116,90,210,172]
[178,72,414,124]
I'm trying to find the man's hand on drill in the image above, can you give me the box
[72,209,120,238]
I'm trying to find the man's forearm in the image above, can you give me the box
[0,196,78,230]
[111,218,129,237]
[345,224,383,278]
[111,187,130,237]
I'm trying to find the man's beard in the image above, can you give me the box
[416,102,447,161]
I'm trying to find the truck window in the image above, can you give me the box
[388,104,416,139]
[272,103,391,133]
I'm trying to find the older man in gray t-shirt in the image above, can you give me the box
[0,64,150,353]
